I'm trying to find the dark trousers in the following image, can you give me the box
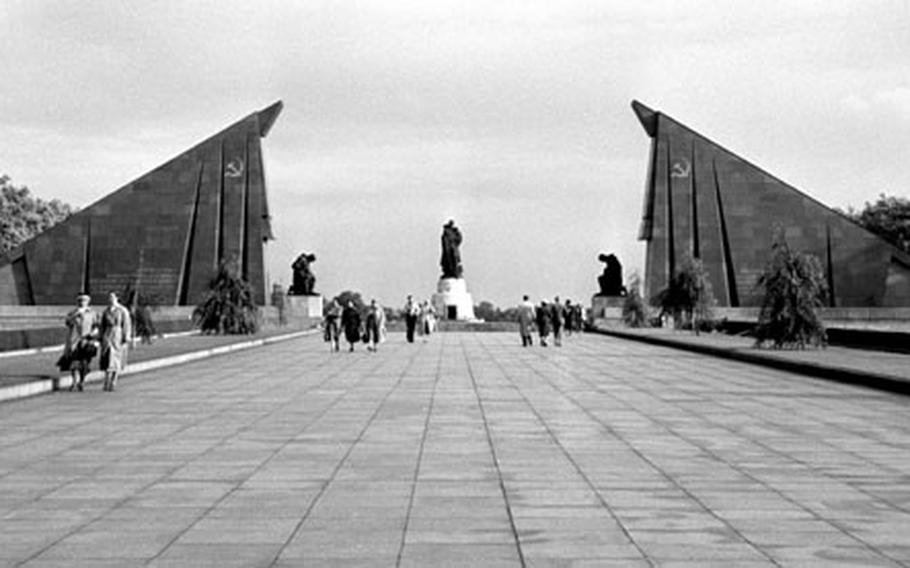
[365,321,380,346]
[405,315,418,343]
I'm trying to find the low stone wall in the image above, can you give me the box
[590,304,910,332]
[0,305,197,331]
[0,305,312,352]
[0,306,197,352]
[712,307,910,332]
[593,306,910,353]
[436,320,518,332]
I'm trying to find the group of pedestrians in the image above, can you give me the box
[403,295,437,343]
[322,292,584,352]
[323,294,438,352]
[323,298,387,352]
[58,292,133,392]
[517,295,584,347]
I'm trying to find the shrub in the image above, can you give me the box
[622,275,648,328]
[652,255,715,334]
[124,287,159,344]
[194,257,259,334]
[754,236,827,349]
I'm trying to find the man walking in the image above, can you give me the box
[517,295,536,347]
[403,295,420,343]
[564,299,575,336]
[364,299,385,352]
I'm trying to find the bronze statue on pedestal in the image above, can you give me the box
[289,253,316,296]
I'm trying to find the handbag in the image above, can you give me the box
[56,353,72,370]
[77,337,99,359]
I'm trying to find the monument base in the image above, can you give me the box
[590,295,625,325]
[432,278,476,321]
[286,294,323,319]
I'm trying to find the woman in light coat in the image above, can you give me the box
[99,292,132,391]
[517,295,536,347]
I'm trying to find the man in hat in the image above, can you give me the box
[59,293,99,391]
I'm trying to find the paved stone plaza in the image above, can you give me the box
[2,332,910,567]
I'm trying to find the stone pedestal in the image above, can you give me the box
[590,295,625,326]
[432,278,476,321]
[286,294,323,318]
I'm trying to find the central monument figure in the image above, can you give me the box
[440,219,463,279]
[432,219,476,321]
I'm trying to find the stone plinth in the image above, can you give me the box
[432,278,476,321]
[590,295,625,326]
[286,295,323,319]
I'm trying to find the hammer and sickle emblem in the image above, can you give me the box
[670,159,691,178]
[225,158,244,178]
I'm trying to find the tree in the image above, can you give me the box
[622,274,648,328]
[332,291,365,312]
[383,305,399,323]
[844,193,910,254]
[1,174,74,259]
[754,235,828,349]
[473,301,520,322]
[474,301,501,322]
[193,256,259,334]
[652,255,715,334]
[497,307,521,323]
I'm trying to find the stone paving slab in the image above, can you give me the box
[1,332,910,567]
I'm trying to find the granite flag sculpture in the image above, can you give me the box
[634,100,910,307]
[0,101,283,306]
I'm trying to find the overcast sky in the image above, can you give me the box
[2,1,908,308]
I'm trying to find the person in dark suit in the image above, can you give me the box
[403,295,419,343]
[536,300,552,347]
[341,301,362,352]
